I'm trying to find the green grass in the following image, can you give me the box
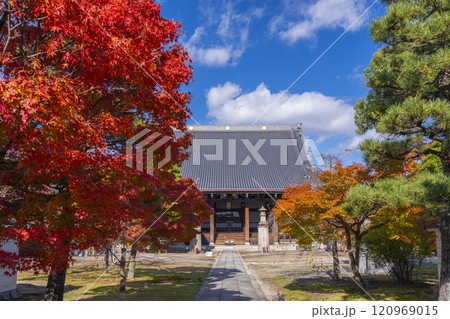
[18,261,210,301]
[267,265,439,301]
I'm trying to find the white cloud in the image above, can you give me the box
[206,81,357,142]
[207,82,242,108]
[184,0,263,67]
[185,28,242,67]
[273,0,368,43]
[200,47,234,66]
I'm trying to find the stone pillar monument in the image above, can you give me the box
[258,206,269,253]
[190,226,202,253]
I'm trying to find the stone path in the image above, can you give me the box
[194,249,266,301]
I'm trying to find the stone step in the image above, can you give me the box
[201,232,275,245]
[215,232,257,245]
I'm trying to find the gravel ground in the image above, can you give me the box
[242,250,350,299]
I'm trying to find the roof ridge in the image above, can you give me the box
[181,123,303,132]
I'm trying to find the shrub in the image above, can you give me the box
[363,224,433,284]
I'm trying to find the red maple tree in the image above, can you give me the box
[0,0,210,300]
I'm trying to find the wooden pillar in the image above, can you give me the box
[245,203,250,245]
[209,213,215,245]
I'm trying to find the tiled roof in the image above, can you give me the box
[176,124,320,192]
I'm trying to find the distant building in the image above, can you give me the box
[177,123,324,245]
[0,241,20,300]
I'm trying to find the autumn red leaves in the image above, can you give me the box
[0,0,211,281]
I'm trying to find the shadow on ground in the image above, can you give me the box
[282,275,438,301]
[195,267,255,301]
[18,283,82,301]
[78,266,210,301]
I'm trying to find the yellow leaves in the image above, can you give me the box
[31,59,42,69]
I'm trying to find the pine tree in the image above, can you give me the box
[354,0,449,300]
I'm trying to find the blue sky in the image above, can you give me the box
[159,0,386,164]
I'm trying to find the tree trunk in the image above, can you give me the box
[439,213,450,301]
[111,244,115,263]
[104,244,110,274]
[352,235,365,289]
[119,245,126,292]
[344,228,365,289]
[44,268,67,301]
[127,245,137,280]
[348,250,365,289]
[438,142,449,300]
[332,238,341,281]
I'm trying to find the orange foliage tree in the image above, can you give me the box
[274,161,408,289]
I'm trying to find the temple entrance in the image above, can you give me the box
[215,210,243,232]
[200,196,284,245]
